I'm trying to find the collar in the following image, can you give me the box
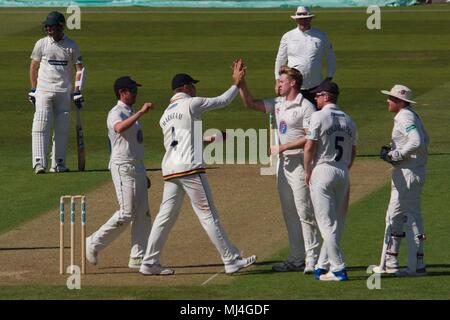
[279,92,305,109]
[170,92,192,103]
[117,100,132,110]
[395,105,412,119]
[294,92,305,104]
[322,103,339,111]
[297,27,312,35]
[48,34,65,44]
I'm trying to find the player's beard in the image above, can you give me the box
[46,26,64,42]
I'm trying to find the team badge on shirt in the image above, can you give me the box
[279,120,287,134]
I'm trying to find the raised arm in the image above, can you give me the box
[238,79,267,113]
[190,59,245,116]
[114,102,154,134]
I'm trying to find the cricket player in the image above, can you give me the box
[374,85,429,277]
[238,66,320,274]
[139,59,256,276]
[304,81,357,281]
[274,6,336,105]
[86,76,153,269]
[29,11,84,174]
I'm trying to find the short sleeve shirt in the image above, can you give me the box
[307,104,357,167]
[31,35,82,93]
[264,93,316,156]
[107,101,145,164]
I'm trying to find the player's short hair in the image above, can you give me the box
[279,66,303,91]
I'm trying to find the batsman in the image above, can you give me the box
[29,11,86,174]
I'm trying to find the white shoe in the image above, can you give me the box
[140,263,175,276]
[225,255,257,274]
[372,265,399,274]
[319,269,348,281]
[50,165,69,173]
[304,264,315,274]
[128,257,143,269]
[34,164,45,174]
[395,268,427,277]
[85,237,98,265]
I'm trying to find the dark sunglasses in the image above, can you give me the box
[128,87,138,94]
[388,95,401,102]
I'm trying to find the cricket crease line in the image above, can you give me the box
[201,270,222,286]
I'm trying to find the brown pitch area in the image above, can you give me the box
[0,160,390,287]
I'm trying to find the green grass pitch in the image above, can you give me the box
[0,5,449,299]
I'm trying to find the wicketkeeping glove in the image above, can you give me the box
[73,91,84,108]
[380,145,403,165]
[380,145,390,161]
[387,149,403,164]
[28,88,36,106]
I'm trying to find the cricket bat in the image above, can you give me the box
[75,103,86,171]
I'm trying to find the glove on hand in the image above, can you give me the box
[73,91,84,108]
[146,176,151,189]
[28,88,36,106]
[380,145,403,165]
[387,150,403,164]
[380,145,390,161]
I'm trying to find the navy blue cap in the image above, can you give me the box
[172,73,199,90]
[311,80,340,95]
[114,76,141,95]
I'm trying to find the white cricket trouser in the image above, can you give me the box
[277,154,320,266]
[142,173,241,266]
[382,167,426,271]
[310,163,349,272]
[31,90,71,169]
[88,161,151,259]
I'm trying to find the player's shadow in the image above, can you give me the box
[58,167,221,173]
[0,246,63,251]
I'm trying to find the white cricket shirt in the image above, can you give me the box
[31,35,82,93]
[264,93,316,156]
[307,104,357,168]
[160,85,238,180]
[107,101,145,165]
[391,106,429,168]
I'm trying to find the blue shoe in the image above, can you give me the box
[314,268,328,280]
[320,269,348,281]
